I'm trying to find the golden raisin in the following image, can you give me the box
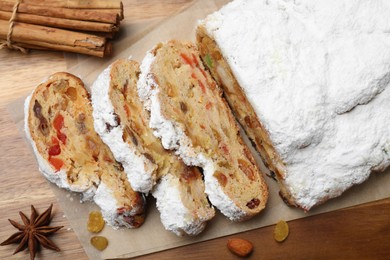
[90,236,108,251]
[214,171,227,187]
[274,220,289,242]
[238,159,255,181]
[65,87,78,101]
[87,211,105,233]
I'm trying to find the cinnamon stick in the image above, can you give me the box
[0,10,119,32]
[3,0,122,9]
[0,20,111,57]
[0,1,121,23]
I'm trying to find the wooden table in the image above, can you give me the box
[0,1,389,259]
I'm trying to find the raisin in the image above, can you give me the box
[90,236,108,251]
[113,112,120,126]
[87,211,105,233]
[274,220,289,242]
[33,100,49,136]
[33,100,43,118]
[181,167,200,182]
[214,171,227,187]
[65,87,77,101]
[180,102,188,113]
[246,198,260,209]
[122,214,145,228]
[143,153,155,164]
[238,159,255,181]
[130,132,138,146]
[39,118,49,136]
[123,126,138,146]
[76,113,87,134]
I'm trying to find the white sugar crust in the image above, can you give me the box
[138,51,245,221]
[93,182,120,228]
[24,94,97,200]
[90,65,156,194]
[94,182,143,229]
[201,0,390,209]
[152,174,206,236]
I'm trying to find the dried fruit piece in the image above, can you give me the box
[227,238,253,257]
[274,220,289,242]
[214,171,227,187]
[246,198,260,209]
[181,53,195,67]
[49,157,64,171]
[53,114,64,132]
[87,211,105,233]
[65,87,78,101]
[90,236,108,251]
[204,54,213,68]
[48,144,61,156]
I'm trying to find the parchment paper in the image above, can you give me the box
[8,0,390,259]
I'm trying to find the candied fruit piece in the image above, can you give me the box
[274,220,289,242]
[90,236,108,251]
[49,157,64,171]
[87,211,105,233]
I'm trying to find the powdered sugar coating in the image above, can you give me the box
[91,65,156,193]
[153,174,206,236]
[93,182,120,228]
[94,182,144,229]
[202,0,390,209]
[138,50,245,221]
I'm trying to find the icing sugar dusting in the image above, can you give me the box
[152,175,205,236]
[202,0,390,209]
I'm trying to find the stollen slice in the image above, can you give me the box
[91,59,215,235]
[138,40,268,221]
[25,72,146,229]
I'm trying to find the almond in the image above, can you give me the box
[227,238,253,257]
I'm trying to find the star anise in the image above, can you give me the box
[0,204,63,260]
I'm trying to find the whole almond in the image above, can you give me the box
[227,238,253,257]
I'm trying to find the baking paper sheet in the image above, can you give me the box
[8,0,390,258]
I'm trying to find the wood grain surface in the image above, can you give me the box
[0,1,389,259]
